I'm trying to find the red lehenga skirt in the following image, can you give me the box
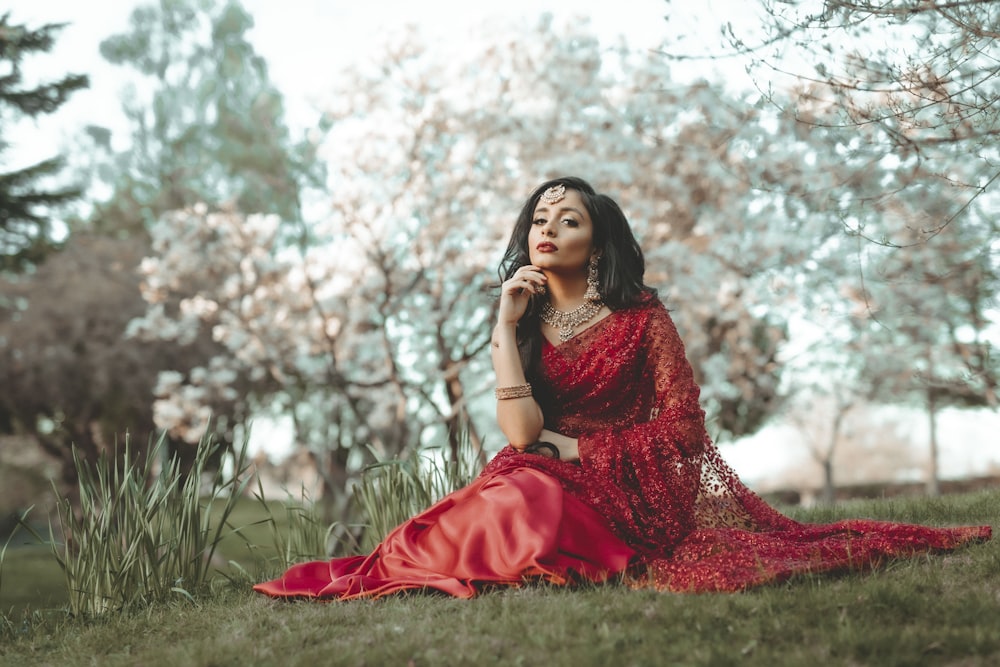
[253,467,635,600]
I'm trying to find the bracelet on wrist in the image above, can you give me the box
[524,441,560,460]
[495,383,532,400]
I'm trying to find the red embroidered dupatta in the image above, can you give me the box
[480,296,991,592]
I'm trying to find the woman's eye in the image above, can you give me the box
[532,219,547,225]
[561,218,578,227]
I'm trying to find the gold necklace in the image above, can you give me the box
[540,299,605,342]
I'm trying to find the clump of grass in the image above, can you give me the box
[45,432,252,616]
[250,483,333,571]
[354,433,481,551]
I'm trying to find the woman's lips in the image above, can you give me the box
[536,242,557,252]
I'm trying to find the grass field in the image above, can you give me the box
[1,491,997,666]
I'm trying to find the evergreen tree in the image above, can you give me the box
[0,12,88,270]
[88,0,319,234]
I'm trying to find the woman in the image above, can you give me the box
[254,177,991,599]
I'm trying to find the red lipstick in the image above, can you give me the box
[536,242,557,252]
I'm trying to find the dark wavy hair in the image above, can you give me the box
[496,176,656,377]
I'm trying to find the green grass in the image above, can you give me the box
[0,490,997,666]
[0,545,67,613]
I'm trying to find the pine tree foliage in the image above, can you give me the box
[0,12,88,270]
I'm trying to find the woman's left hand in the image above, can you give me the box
[536,429,579,462]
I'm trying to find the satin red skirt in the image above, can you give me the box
[253,467,635,600]
[254,465,991,599]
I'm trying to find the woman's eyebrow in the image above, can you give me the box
[533,206,584,217]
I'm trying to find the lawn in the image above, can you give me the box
[1,491,997,667]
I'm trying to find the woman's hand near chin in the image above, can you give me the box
[497,264,547,326]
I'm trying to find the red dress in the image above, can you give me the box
[254,297,991,599]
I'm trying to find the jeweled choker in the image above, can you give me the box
[540,299,605,342]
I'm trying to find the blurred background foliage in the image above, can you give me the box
[0,0,997,533]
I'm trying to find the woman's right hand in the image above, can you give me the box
[498,265,547,325]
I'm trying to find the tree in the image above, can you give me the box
[81,0,321,451]
[86,0,318,232]
[778,173,998,495]
[0,12,88,270]
[662,0,1000,245]
[0,0,317,488]
[129,205,385,517]
[771,394,922,502]
[0,233,239,496]
[132,16,873,521]
[784,372,857,504]
[659,2,1000,491]
[89,0,323,449]
[851,218,998,494]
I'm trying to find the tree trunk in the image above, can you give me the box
[926,389,941,496]
[821,458,835,505]
[818,398,850,505]
[443,372,485,466]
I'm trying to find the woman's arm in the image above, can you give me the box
[492,322,543,447]
[492,265,547,448]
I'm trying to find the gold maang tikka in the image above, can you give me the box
[540,184,566,205]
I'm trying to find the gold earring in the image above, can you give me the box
[584,254,601,302]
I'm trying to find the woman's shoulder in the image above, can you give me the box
[611,291,682,344]
[615,289,668,318]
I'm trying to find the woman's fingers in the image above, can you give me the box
[516,265,546,282]
[508,266,546,294]
[507,278,543,295]
[497,266,547,324]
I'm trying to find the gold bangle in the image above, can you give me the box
[495,383,532,400]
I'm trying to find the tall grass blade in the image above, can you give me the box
[250,477,331,571]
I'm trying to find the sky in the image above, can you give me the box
[6,0,998,487]
[6,0,747,166]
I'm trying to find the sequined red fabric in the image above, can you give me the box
[254,296,991,600]
[482,296,991,592]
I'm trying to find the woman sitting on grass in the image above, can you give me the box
[254,177,991,599]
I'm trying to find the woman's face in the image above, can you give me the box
[527,188,596,276]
